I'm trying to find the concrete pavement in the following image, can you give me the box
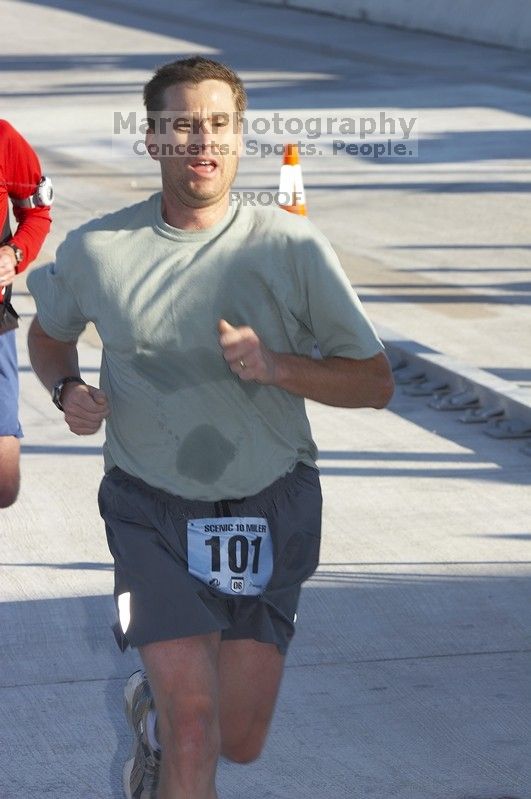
[1,1,531,796]
[242,0,531,51]
[7,0,531,419]
[3,292,530,798]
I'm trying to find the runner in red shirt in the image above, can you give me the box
[0,120,52,507]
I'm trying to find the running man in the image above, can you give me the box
[27,57,393,799]
[0,120,52,507]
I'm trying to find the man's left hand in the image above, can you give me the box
[218,319,278,385]
[0,247,17,288]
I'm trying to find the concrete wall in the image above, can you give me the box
[243,0,531,50]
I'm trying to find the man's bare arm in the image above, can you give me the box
[218,319,394,409]
[28,316,81,392]
[269,350,393,408]
[28,316,110,435]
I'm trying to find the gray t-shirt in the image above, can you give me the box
[28,193,383,500]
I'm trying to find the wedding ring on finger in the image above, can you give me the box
[239,358,246,370]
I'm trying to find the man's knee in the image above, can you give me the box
[158,695,219,756]
[0,486,19,508]
[0,473,20,507]
[0,438,20,508]
[222,729,267,764]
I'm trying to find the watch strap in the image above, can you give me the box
[11,196,35,209]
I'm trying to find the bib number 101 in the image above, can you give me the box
[205,534,262,574]
[186,516,274,596]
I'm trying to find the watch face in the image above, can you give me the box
[52,380,64,410]
[37,176,54,206]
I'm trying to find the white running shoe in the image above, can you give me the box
[123,670,160,799]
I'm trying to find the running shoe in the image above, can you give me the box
[123,670,161,799]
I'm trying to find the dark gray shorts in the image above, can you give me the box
[98,462,322,655]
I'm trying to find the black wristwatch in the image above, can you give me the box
[52,376,85,411]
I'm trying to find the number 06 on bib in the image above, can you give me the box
[187,516,274,596]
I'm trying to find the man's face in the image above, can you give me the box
[146,79,242,209]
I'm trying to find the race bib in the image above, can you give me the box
[187,516,273,596]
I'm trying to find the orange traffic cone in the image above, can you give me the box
[278,144,307,215]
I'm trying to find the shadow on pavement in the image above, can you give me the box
[0,575,529,798]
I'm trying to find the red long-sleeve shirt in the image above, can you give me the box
[0,119,52,301]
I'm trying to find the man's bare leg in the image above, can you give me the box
[0,436,20,508]
[138,634,285,796]
[140,632,221,799]
[218,639,286,763]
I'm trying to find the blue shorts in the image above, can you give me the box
[0,330,23,438]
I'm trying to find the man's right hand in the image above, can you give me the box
[61,382,110,435]
[0,246,18,288]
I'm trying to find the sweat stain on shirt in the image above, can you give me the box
[177,424,237,483]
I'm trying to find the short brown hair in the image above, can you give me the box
[143,56,247,119]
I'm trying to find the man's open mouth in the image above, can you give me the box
[189,158,218,175]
